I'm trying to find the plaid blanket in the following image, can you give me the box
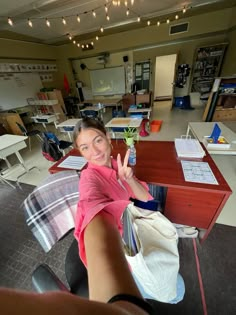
[22,170,80,252]
[22,168,162,253]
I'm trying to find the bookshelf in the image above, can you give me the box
[190,43,227,98]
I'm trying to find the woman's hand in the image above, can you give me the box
[117,150,133,181]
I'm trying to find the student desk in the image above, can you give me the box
[0,134,28,168]
[48,140,232,243]
[56,118,82,141]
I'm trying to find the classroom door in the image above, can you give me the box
[154,54,177,101]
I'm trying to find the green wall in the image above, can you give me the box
[0,5,236,96]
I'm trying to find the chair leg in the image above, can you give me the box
[28,137,32,151]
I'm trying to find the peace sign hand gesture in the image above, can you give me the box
[117,149,133,182]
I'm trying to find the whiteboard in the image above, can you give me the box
[0,73,43,111]
[90,66,125,96]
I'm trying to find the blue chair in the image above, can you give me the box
[81,110,98,119]
[43,132,73,156]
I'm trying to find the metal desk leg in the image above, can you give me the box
[0,175,15,189]
[186,125,190,136]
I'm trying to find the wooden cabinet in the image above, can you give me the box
[122,92,152,112]
[203,76,236,122]
[164,188,224,229]
[0,113,25,135]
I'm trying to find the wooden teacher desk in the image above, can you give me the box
[49,140,232,242]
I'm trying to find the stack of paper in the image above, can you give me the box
[58,156,87,170]
[175,138,205,158]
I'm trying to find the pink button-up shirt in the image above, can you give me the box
[74,158,153,266]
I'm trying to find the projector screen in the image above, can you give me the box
[90,66,125,96]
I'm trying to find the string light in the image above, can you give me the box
[73,40,76,44]
[77,43,80,47]
[96,36,99,40]
[4,4,190,47]
[81,44,84,48]
[46,18,50,27]
[8,17,13,26]
[28,19,33,27]
[62,17,67,25]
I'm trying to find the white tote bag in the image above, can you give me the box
[123,203,179,303]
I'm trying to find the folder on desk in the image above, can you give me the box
[175,138,205,158]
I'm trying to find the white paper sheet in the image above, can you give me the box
[181,160,218,185]
[58,156,87,170]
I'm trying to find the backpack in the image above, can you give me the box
[42,136,63,162]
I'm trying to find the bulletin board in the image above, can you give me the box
[0,73,43,111]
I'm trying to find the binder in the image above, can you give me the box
[174,137,205,158]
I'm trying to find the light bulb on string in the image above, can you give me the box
[91,41,94,46]
[175,15,179,20]
[183,7,186,13]
[62,17,67,25]
[157,21,160,26]
[137,16,141,22]
[100,26,104,32]
[147,20,150,26]
[131,0,134,5]
[8,17,13,26]
[166,19,170,24]
[68,34,72,40]
[46,18,50,27]
[77,15,81,23]
[92,10,96,17]
[124,1,128,6]
[105,5,108,13]
[86,44,89,48]
[77,43,80,47]
[82,44,84,48]
[73,40,76,44]
[28,19,33,27]
[106,14,110,21]
[117,0,121,6]
[96,36,99,40]
[126,8,130,16]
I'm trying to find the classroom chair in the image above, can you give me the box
[80,110,98,119]
[16,122,42,151]
[43,132,73,156]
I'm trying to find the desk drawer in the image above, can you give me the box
[164,188,224,229]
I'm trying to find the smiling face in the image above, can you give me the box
[75,128,112,167]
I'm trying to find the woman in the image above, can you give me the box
[73,117,153,267]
